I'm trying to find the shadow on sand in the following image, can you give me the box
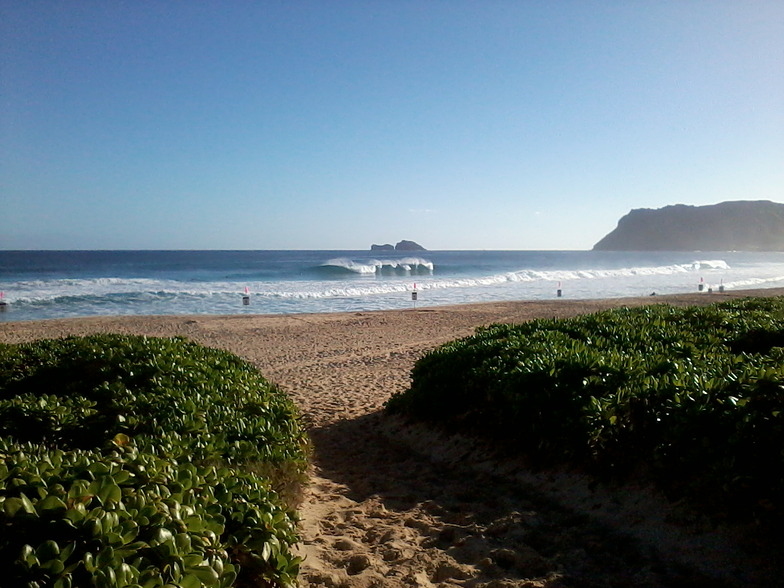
[299,410,770,588]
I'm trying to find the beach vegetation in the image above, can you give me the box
[0,334,309,588]
[386,297,784,524]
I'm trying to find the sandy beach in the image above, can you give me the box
[2,289,782,587]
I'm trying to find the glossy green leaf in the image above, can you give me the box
[37,495,67,514]
[188,564,220,585]
[180,574,202,588]
[98,482,122,505]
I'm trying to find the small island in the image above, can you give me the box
[593,200,784,251]
[371,240,426,252]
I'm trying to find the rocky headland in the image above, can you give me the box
[594,200,784,251]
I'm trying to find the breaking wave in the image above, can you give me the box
[317,257,434,276]
[401,260,734,291]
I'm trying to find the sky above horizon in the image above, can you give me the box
[2,1,783,251]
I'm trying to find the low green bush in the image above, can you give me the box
[386,297,784,522]
[0,334,309,588]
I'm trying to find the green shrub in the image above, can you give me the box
[386,297,784,523]
[0,335,309,588]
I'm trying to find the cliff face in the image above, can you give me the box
[593,201,784,251]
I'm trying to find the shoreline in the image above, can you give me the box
[2,287,783,586]
[2,285,782,332]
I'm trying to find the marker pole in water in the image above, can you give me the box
[698,277,704,292]
[411,283,418,306]
[556,281,562,298]
[0,291,6,311]
[242,286,250,306]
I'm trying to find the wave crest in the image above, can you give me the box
[319,257,434,276]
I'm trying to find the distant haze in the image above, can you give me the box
[2,2,782,250]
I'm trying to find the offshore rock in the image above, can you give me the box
[370,241,427,251]
[593,200,784,251]
[395,240,426,251]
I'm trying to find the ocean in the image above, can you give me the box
[2,250,784,322]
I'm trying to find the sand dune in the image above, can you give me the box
[2,289,782,587]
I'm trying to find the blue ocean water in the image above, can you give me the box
[2,250,784,322]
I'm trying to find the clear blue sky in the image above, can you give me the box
[2,1,782,250]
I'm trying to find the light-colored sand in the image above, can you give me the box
[2,289,782,587]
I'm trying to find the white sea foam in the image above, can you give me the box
[715,276,784,289]
[9,278,183,303]
[693,259,731,270]
[322,257,434,275]
[404,260,732,292]
[2,260,726,304]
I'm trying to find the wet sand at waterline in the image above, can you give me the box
[2,289,783,587]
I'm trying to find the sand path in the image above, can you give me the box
[2,290,782,587]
